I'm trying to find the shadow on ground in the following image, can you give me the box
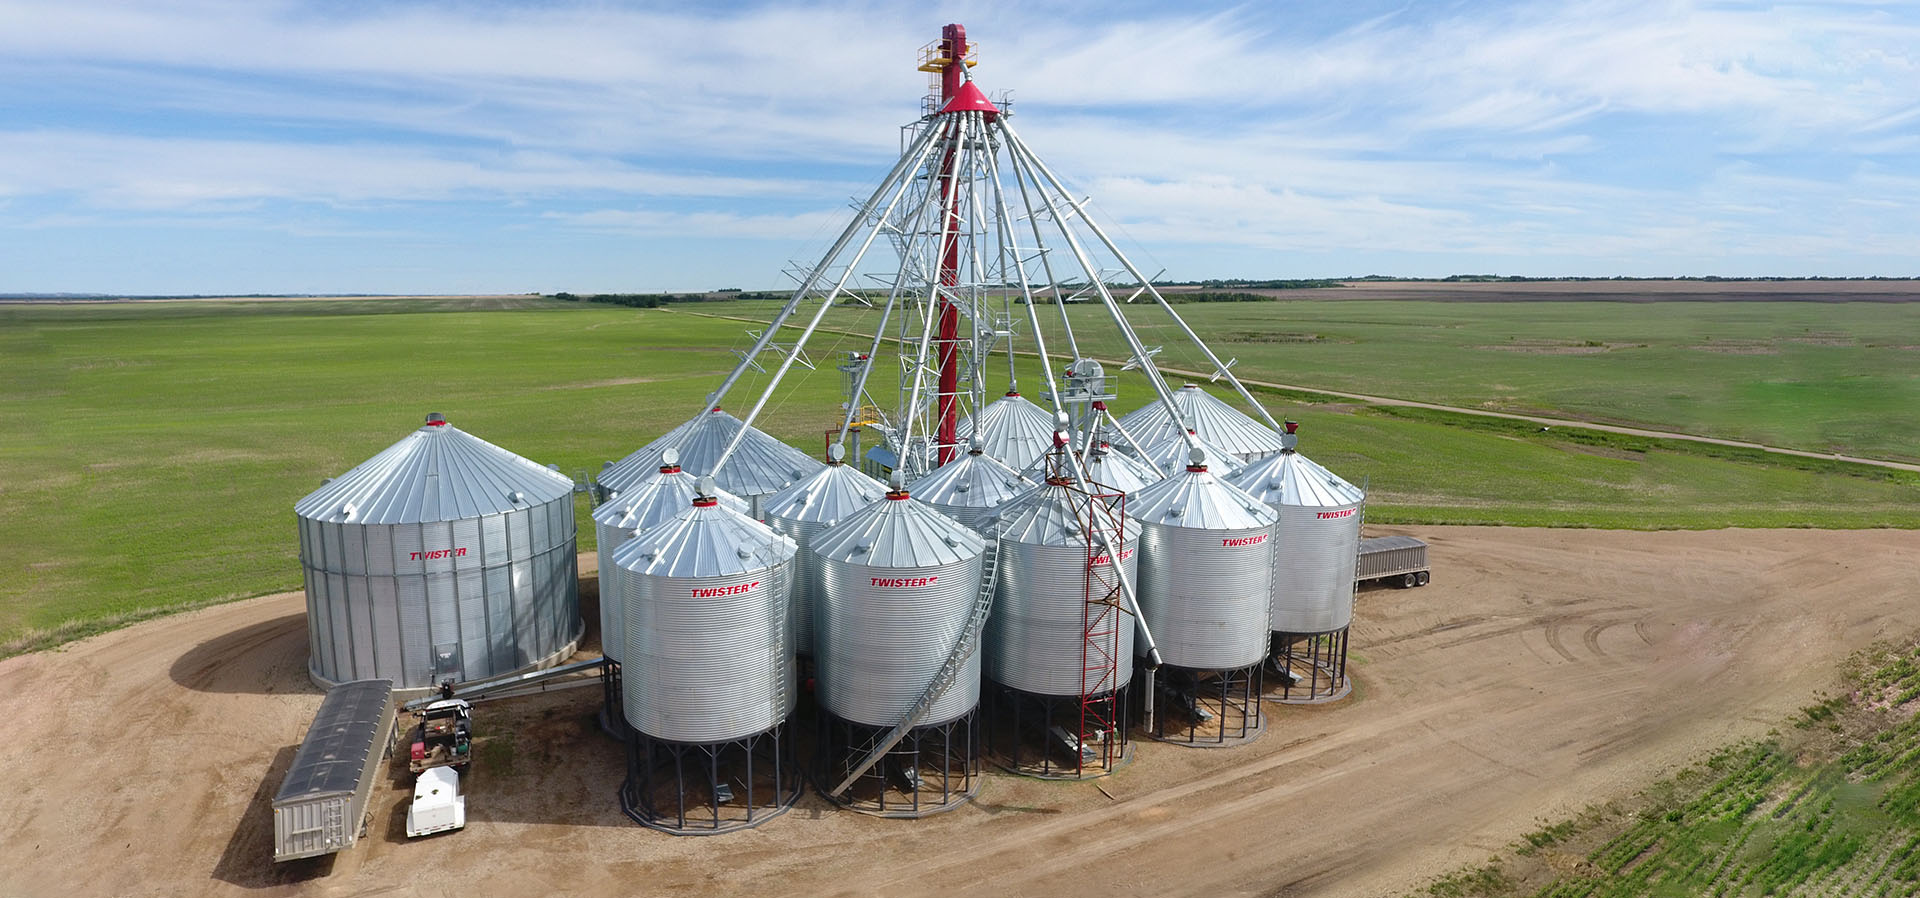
[211,744,337,889]
[169,612,312,695]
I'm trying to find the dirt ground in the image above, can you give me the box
[2,527,1916,898]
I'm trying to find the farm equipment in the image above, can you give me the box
[408,692,472,774]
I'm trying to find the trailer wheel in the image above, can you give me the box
[1400,573,1418,589]
[1415,571,1430,587]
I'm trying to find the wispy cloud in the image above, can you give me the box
[0,131,854,208]
[545,206,849,241]
[1,0,1916,291]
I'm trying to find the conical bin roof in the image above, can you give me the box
[592,454,750,532]
[297,413,572,524]
[1116,384,1286,461]
[1021,441,1163,496]
[1127,456,1277,532]
[762,458,887,527]
[958,391,1056,471]
[598,414,699,491]
[611,495,796,580]
[1225,447,1363,509]
[907,447,1030,530]
[811,490,988,568]
[1124,428,1248,479]
[599,407,822,499]
[996,481,1142,548]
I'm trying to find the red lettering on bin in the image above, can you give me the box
[1221,534,1269,548]
[869,576,939,588]
[408,548,470,561]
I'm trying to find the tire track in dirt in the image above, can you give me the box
[1584,621,1615,659]
[1544,620,1579,662]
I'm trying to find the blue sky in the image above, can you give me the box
[2,0,1916,293]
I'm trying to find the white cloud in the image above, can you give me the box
[0,131,853,208]
[545,206,849,241]
[1,0,1916,287]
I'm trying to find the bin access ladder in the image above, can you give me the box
[828,532,1000,797]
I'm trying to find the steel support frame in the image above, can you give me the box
[816,708,981,818]
[932,23,969,467]
[1268,628,1352,704]
[1078,484,1127,766]
[988,682,1132,779]
[619,723,800,835]
[1145,662,1266,747]
[598,660,626,738]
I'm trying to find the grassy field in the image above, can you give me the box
[2,296,1917,653]
[1416,638,1920,898]
[0,298,837,650]
[722,296,1920,463]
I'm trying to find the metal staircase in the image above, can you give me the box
[829,529,1000,796]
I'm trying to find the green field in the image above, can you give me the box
[2,296,1916,654]
[730,297,1920,463]
[1417,639,1920,898]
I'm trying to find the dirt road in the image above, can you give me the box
[1144,368,1920,475]
[2,527,1915,898]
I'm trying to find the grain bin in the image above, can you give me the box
[1023,439,1162,496]
[989,481,1140,695]
[907,444,1030,533]
[612,486,801,833]
[958,390,1055,470]
[986,479,1140,777]
[1128,449,1276,745]
[1226,421,1364,703]
[296,414,580,690]
[761,447,885,658]
[598,407,823,518]
[590,449,748,665]
[1116,383,1286,462]
[1125,426,1248,478]
[811,485,987,815]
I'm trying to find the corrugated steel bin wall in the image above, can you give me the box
[1136,521,1273,670]
[988,539,1138,696]
[299,496,580,689]
[1270,502,1362,633]
[622,566,796,744]
[817,556,984,728]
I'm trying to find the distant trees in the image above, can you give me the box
[545,291,783,308]
[1173,278,1345,290]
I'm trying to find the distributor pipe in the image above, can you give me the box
[695,120,944,421]
[706,121,947,478]
[984,116,1163,672]
[1000,121,1295,439]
